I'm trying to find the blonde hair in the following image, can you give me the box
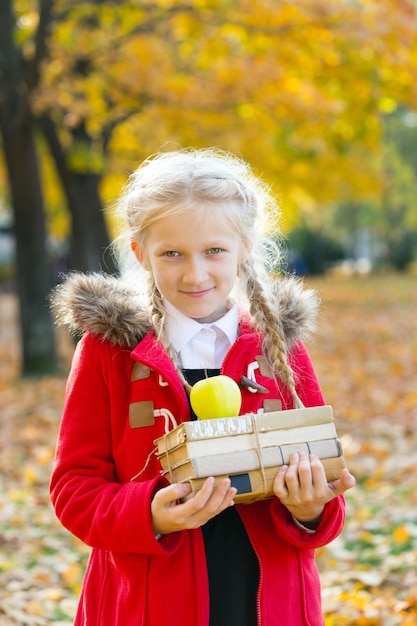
[113,147,302,408]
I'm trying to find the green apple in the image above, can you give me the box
[190,375,242,420]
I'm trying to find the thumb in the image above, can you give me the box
[328,467,356,496]
[169,481,193,502]
[154,481,192,507]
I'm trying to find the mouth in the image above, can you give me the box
[181,288,213,298]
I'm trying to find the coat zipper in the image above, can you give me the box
[237,510,263,626]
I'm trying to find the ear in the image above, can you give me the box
[131,240,149,270]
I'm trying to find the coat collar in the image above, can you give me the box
[51,271,319,351]
[165,299,239,354]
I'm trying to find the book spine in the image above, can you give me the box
[255,405,334,431]
[258,422,337,446]
[158,422,337,470]
[183,456,346,503]
[162,438,343,479]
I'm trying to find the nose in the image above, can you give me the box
[182,256,208,285]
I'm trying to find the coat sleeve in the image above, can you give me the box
[50,332,183,555]
[270,495,346,549]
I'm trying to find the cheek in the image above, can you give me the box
[151,261,175,290]
[220,264,239,291]
[229,255,241,277]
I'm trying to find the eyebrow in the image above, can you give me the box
[154,238,232,250]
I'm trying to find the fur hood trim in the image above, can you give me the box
[51,272,319,350]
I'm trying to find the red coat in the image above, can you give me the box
[50,275,346,626]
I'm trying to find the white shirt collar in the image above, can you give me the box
[165,300,239,353]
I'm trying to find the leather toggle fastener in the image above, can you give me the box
[239,375,269,394]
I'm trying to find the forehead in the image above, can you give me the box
[145,206,240,245]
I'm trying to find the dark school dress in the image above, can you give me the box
[183,369,260,626]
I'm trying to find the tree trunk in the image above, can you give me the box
[0,0,57,375]
[69,171,117,274]
[0,109,58,375]
[40,115,117,275]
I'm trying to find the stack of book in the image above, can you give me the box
[154,405,346,503]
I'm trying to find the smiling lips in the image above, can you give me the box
[181,288,214,298]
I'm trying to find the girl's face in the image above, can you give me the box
[132,208,243,323]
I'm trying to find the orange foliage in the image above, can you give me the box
[21,0,417,228]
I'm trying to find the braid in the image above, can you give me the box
[147,276,192,394]
[147,276,165,342]
[240,261,303,409]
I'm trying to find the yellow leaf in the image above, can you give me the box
[27,600,44,616]
[61,562,83,592]
[46,587,66,601]
[23,465,39,485]
[378,97,397,113]
[393,526,410,544]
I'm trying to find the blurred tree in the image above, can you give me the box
[0,0,57,375]
[379,112,417,269]
[286,224,345,275]
[32,0,417,229]
[39,115,117,273]
[1,0,417,378]
[327,109,417,270]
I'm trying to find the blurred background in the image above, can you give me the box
[0,1,416,624]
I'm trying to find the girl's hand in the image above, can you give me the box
[151,477,237,536]
[273,452,356,526]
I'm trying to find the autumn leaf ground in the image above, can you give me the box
[0,273,416,625]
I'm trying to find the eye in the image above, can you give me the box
[163,250,180,257]
[207,247,223,255]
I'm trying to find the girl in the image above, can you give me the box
[50,148,355,626]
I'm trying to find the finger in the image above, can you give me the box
[203,477,237,512]
[180,478,236,529]
[308,454,328,489]
[282,453,304,493]
[153,481,192,507]
[186,477,234,512]
[285,452,300,477]
[187,476,216,509]
[290,451,313,499]
[297,452,330,501]
[151,483,194,534]
[172,481,193,501]
[328,468,356,495]
[273,465,289,499]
